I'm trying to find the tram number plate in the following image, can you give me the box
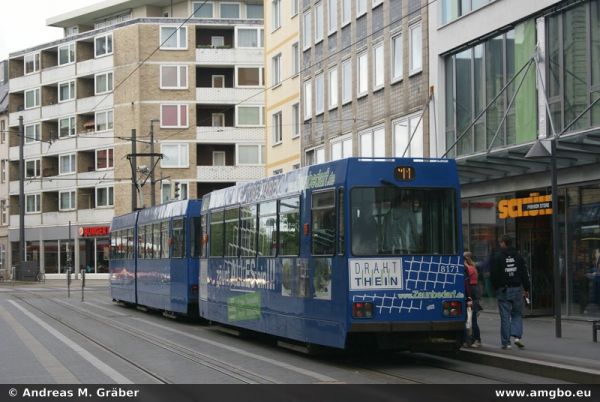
[348,259,403,291]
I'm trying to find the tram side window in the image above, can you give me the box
[145,224,154,259]
[200,215,207,258]
[280,196,300,256]
[338,188,345,255]
[210,211,224,257]
[160,221,169,258]
[127,228,134,259]
[312,190,336,255]
[258,201,277,256]
[240,205,257,256]
[191,217,202,257]
[152,223,161,258]
[224,208,239,257]
[138,225,146,258]
[110,231,117,259]
[172,219,185,258]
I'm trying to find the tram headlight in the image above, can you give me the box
[442,301,462,317]
[352,302,374,319]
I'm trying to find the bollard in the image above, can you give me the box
[81,271,85,302]
[67,268,71,298]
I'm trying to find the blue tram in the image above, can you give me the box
[109,200,202,316]
[199,158,465,350]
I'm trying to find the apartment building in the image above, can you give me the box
[430,0,600,319]
[264,0,301,174]
[7,0,265,278]
[0,61,8,279]
[299,0,430,165]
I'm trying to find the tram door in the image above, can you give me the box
[518,223,554,316]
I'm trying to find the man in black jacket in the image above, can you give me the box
[491,234,530,349]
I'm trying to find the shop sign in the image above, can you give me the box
[498,194,552,219]
[79,226,110,237]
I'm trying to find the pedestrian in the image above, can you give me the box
[463,251,482,348]
[490,234,530,350]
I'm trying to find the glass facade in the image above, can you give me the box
[462,183,600,320]
[445,19,537,156]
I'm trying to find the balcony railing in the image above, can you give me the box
[196,87,263,104]
[196,165,264,182]
[195,47,263,65]
[196,126,264,143]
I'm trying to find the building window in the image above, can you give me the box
[273,169,283,175]
[372,0,383,7]
[0,120,4,143]
[212,75,225,88]
[0,200,7,225]
[315,72,324,115]
[161,182,172,203]
[303,11,311,50]
[221,3,240,18]
[211,35,225,47]
[59,116,76,138]
[328,0,337,34]
[24,88,40,109]
[96,148,114,170]
[291,42,299,75]
[95,110,114,132]
[342,59,351,104]
[304,80,312,120]
[25,159,41,178]
[24,53,40,75]
[292,103,300,138]
[358,52,368,97]
[272,111,282,144]
[212,151,225,166]
[59,154,76,175]
[59,191,76,211]
[409,22,422,75]
[272,0,281,31]
[193,1,213,17]
[236,27,263,47]
[247,3,264,18]
[291,0,298,16]
[212,113,225,127]
[373,42,384,90]
[25,124,40,144]
[161,143,189,168]
[26,194,41,214]
[0,160,6,182]
[271,53,281,86]
[59,80,76,102]
[95,34,113,57]
[394,114,423,157]
[95,72,113,94]
[174,181,188,200]
[237,105,263,126]
[160,65,188,89]
[238,144,262,164]
[360,126,385,157]
[342,0,351,26]
[237,67,263,86]
[331,134,352,160]
[315,2,324,43]
[96,187,114,207]
[160,26,188,49]
[356,0,367,17]
[392,34,403,82]
[160,104,188,128]
[58,43,75,65]
[305,147,325,165]
[441,0,492,25]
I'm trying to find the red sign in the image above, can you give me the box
[79,226,110,237]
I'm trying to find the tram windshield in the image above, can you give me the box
[351,187,458,256]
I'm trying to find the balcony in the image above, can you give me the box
[9,74,41,93]
[196,87,263,105]
[196,126,264,143]
[41,101,76,120]
[41,64,76,85]
[10,214,42,228]
[42,173,75,191]
[43,211,77,226]
[77,56,114,76]
[77,133,115,150]
[195,47,263,66]
[9,108,41,126]
[47,137,76,154]
[78,207,114,224]
[9,179,42,195]
[78,169,114,183]
[78,93,113,113]
[196,165,264,182]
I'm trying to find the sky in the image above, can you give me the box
[0,0,102,60]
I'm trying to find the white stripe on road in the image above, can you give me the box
[8,300,132,384]
[0,305,79,384]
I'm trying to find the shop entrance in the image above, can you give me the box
[517,216,554,315]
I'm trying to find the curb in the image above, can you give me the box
[452,349,600,384]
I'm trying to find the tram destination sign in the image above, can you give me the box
[349,259,403,291]
[394,166,415,181]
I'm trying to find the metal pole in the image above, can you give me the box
[81,270,85,302]
[18,116,24,275]
[150,121,156,207]
[551,137,561,338]
[131,129,137,211]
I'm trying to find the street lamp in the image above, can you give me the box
[525,137,561,338]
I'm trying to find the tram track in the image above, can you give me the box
[9,290,279,384]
